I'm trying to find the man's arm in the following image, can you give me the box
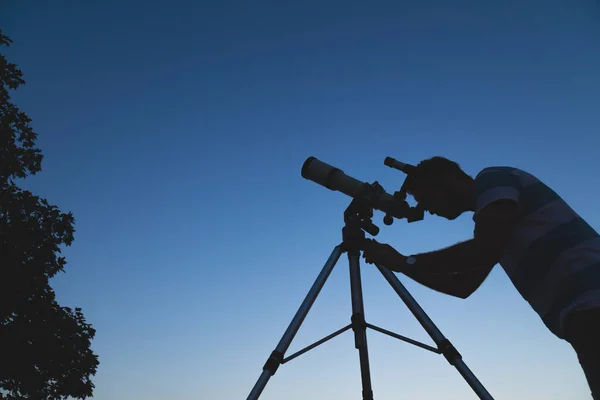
[389,199,520,298]
[362,241,491,298]
[398,265,495,299]
[405,239,492,275]
[402,199,519,273]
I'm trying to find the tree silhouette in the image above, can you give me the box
[0,30,99,399]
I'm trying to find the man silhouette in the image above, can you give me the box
[361,156,600,399]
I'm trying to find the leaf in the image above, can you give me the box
[0,29,99,400]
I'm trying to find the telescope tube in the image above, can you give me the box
[301,157,407,219]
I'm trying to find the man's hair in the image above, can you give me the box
[403,156,471,194]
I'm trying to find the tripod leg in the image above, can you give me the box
[376,265,494,400]
[246,245,344,400]
[348,251,374,400]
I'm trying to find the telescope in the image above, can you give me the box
[301,156,425,228]
[246,156,495,400]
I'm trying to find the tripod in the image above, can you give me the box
[246,199,494,400]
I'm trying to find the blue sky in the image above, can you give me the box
[3,1,600,399]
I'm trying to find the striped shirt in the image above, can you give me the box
[473,166,600,339]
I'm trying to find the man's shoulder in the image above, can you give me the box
[473,166,524,197]
[475,166,520,180]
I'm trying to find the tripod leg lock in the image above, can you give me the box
[351,312,367,331]
[351,312,368,349]
[439,339,462,365]
[263,350,284,375]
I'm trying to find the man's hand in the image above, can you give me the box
[361,239,406,272]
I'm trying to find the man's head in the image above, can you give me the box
[403,156,474,220]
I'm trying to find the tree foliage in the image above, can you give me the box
[0,29,99,400]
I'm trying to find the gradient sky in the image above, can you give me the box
[3,1,600,399]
